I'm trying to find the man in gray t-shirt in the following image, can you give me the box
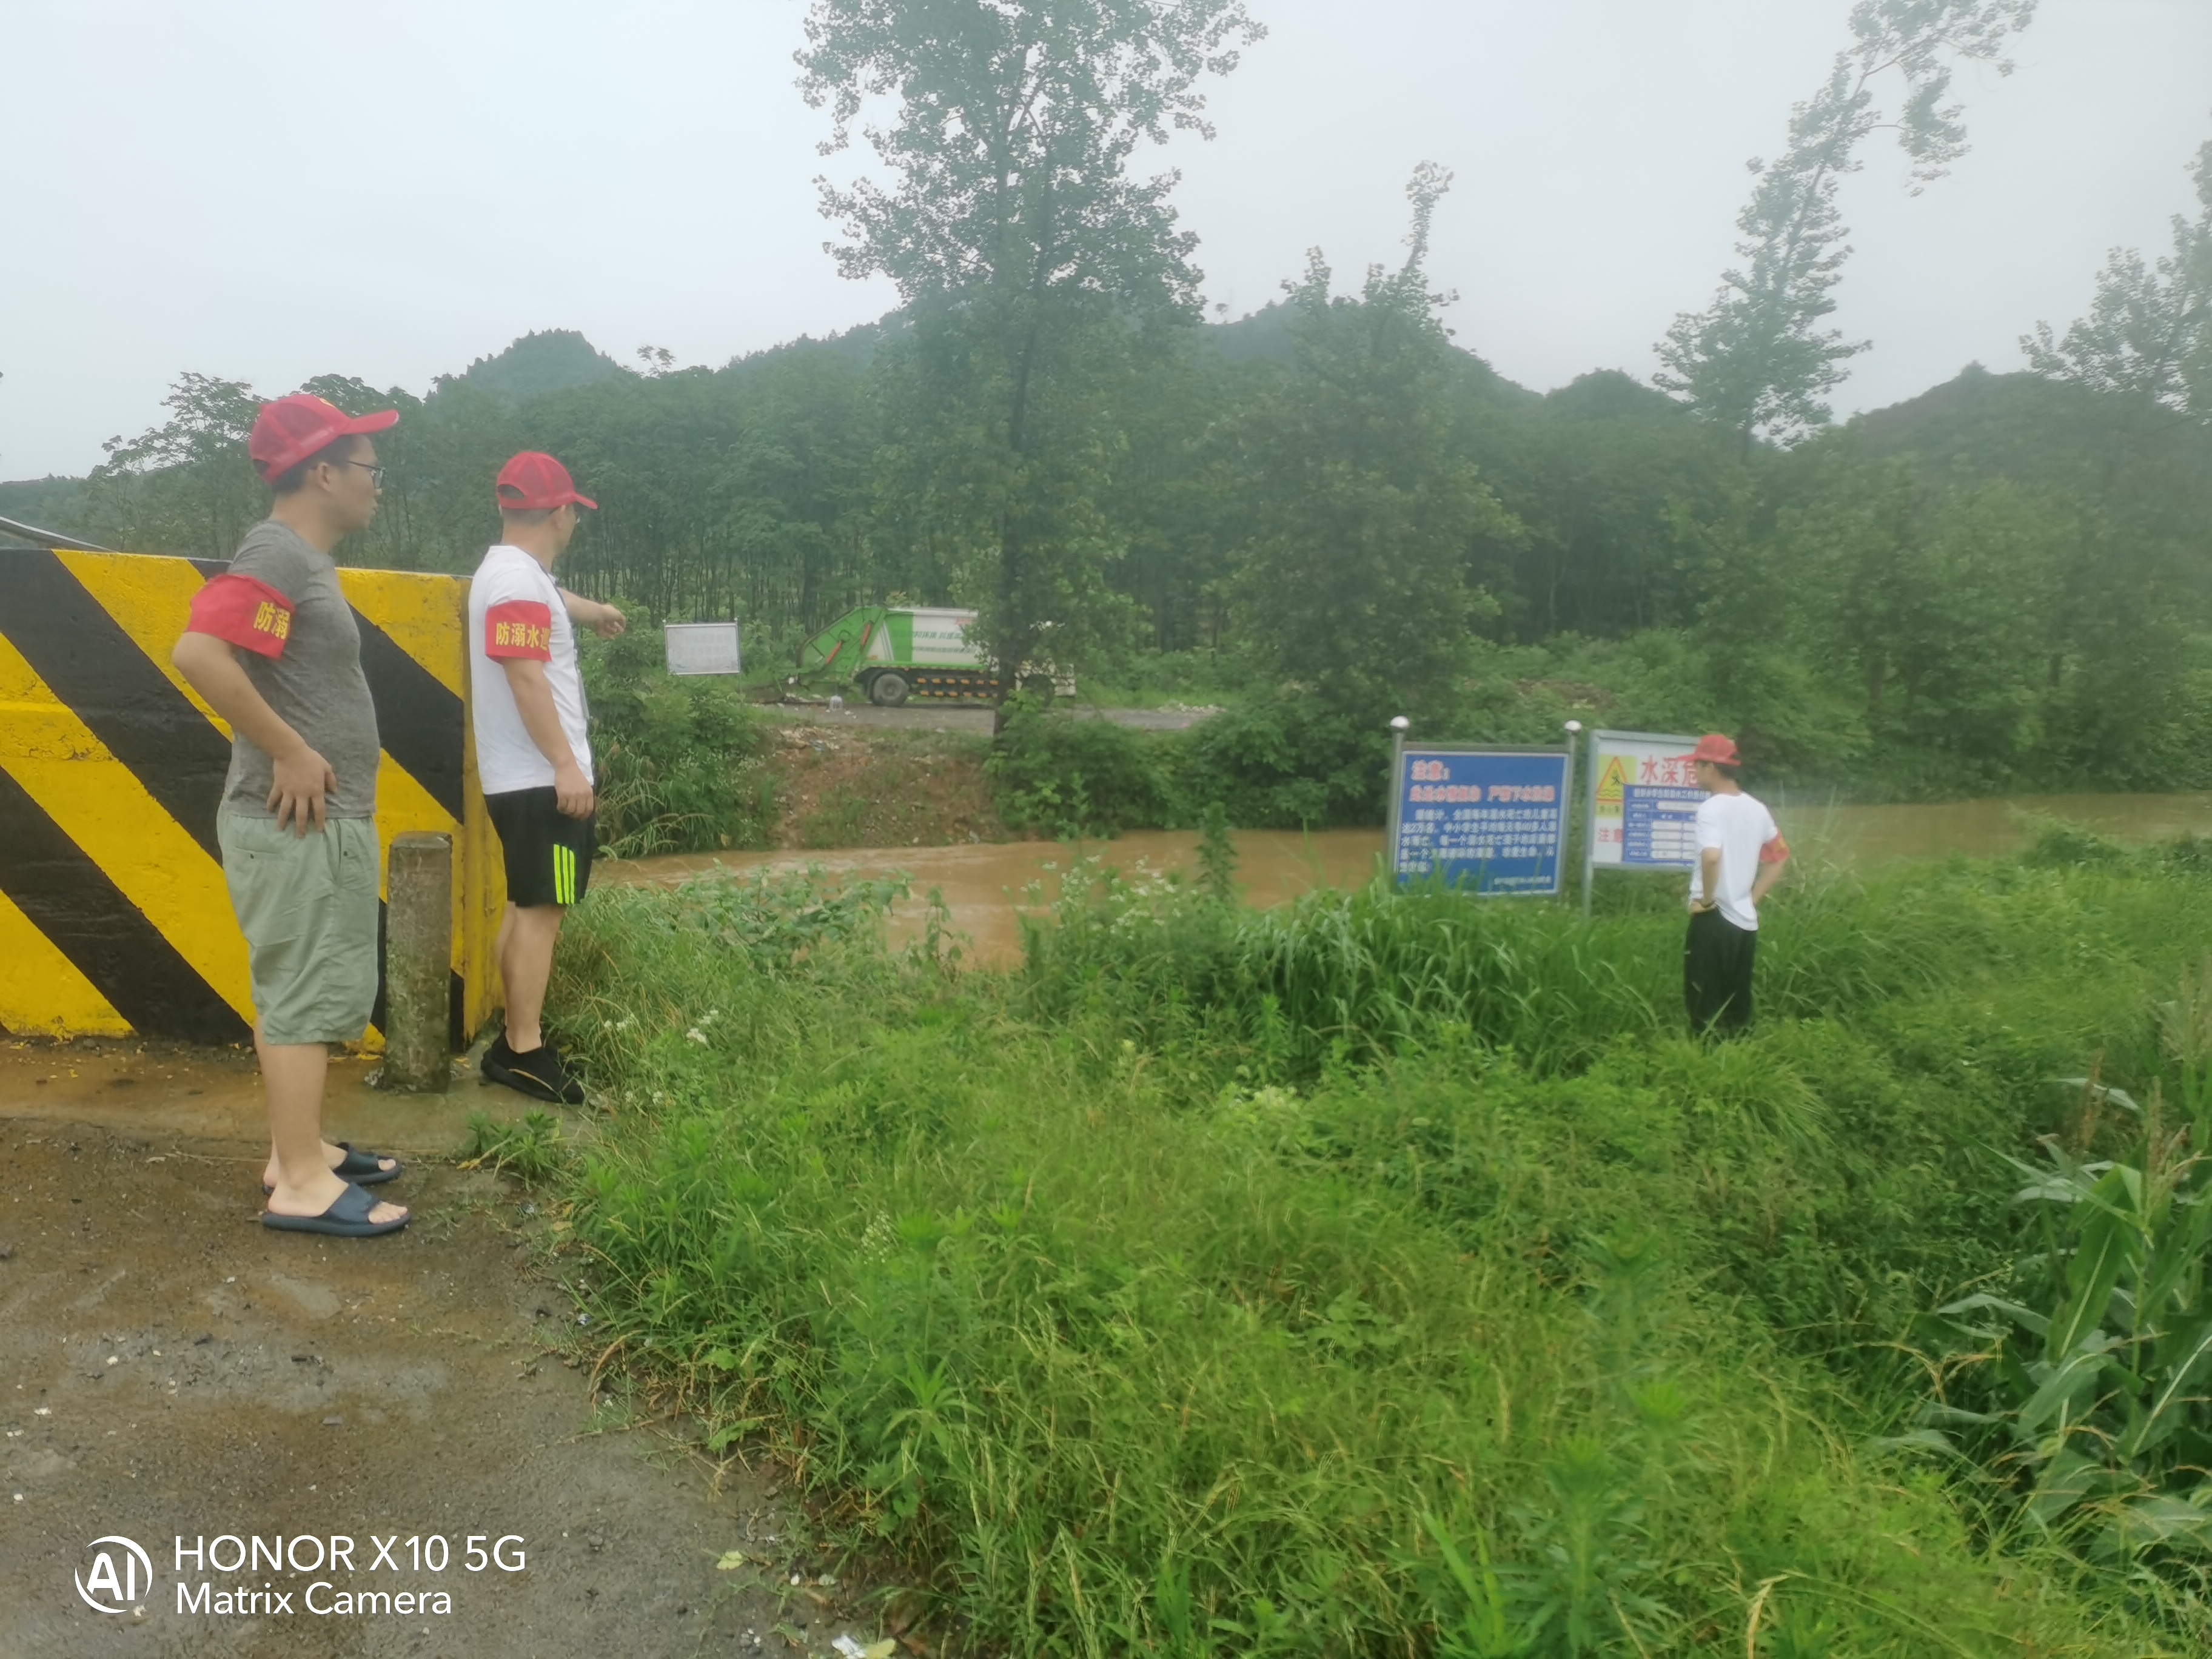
[219,518,381,820]
[173,394,411,1239]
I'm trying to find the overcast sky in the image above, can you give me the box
[2,0,2207,481]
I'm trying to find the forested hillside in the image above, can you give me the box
[9,304,2207,808]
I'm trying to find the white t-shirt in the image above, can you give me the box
[1689,789,1782,932]
[468,545,592,795]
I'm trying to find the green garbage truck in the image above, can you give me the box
[794,605,1070,707]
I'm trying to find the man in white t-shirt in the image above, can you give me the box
[468,452,626,1104]
[1677,732,1789,1036]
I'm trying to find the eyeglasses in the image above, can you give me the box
[338,459,386,487]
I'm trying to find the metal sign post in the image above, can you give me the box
[1384,715,1411,875]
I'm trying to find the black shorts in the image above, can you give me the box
[1684,907,1757,1035]
[486,787,595,909]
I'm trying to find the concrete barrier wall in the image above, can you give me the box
[0,546,505,1047]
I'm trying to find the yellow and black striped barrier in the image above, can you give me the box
[0,546,504,1046]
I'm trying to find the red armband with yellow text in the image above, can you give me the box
[186,572,294,659]
[484,599,554,661]
[1759,834,1791,865]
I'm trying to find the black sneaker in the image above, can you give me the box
[481,1035,585,1105]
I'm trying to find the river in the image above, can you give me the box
[601,793,2212,966]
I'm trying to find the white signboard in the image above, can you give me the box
[663,622,742,677]
[907,608,984,666]
[1586,729,1702,870]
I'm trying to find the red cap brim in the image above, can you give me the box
[340,409,400,437]
[570,492,597,511]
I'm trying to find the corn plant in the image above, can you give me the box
[1929,974,2212,1556]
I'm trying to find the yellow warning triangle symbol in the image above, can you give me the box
[1595,754,1629,811]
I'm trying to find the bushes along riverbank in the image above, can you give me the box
[518,831,2212,1654]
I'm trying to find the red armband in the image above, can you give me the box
[186,572,295,659]
[1759,834,1791,865]
[484,600,554,661]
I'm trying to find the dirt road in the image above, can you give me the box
[0,1044,903,1659]
[763,700,1216,732]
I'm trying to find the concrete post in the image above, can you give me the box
[383,832,452,1092]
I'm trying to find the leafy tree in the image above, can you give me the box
[2025,133,2212,418]
[298,374,428,569]
[1105,334,1245,654]
[796,0,1262,723]
[1655,0,2037,453]
[1469,370,1746,638]
[1232,165,1517,721]
[553,349,880,637]
[1777,462,2065,783]
[84,372,264,557]
[1835,364,2212,787]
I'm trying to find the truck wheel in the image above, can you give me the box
[870,672,910,708]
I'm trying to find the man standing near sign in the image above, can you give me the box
[1678,734,1788,1036]
[469,452,625,1104]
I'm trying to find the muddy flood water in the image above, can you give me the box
[603,791,2212,967]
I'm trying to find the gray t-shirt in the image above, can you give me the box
[218,520,381,820]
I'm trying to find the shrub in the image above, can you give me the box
[985,697,1171,837]
[1173,689,1391,828]
[580,620,775,856]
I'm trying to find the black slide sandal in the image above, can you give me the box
[334,1142,401,1185]
[261,1181,410,1238]
[263,1143,400,1196]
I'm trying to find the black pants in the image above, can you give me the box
[1684,908,1756,1036]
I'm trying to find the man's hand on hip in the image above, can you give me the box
[267,743,338,834]
[554,760,595,819]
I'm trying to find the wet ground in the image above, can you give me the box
[0,1044,916,1659]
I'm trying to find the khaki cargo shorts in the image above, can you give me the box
[218,814,381,1047]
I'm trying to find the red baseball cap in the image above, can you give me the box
[249,394,399,480]
[1673,734,1741,766]
[495,452,597,512]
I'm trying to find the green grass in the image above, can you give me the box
[529,836,2212,1655]
[456,1108,575,1182]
